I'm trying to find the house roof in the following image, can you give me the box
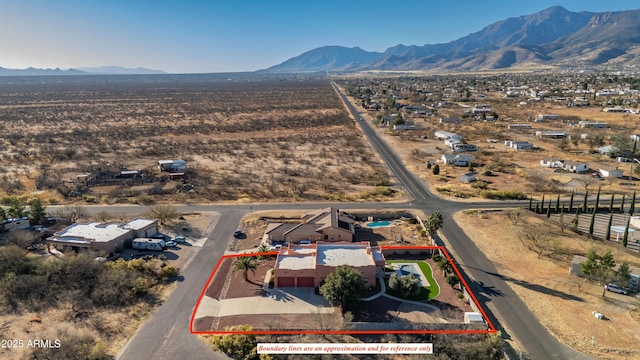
[51,222,131,243]
[122,218,156,231]
[275,242,383,271]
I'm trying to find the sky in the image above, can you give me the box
[0,0,637,73]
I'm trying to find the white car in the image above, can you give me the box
[605,284,628,295]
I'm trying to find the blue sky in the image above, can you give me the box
[0,1,637,73]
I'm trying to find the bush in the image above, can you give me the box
[479,190,528,200]
[432,164,440,175]
[159,265,179,279]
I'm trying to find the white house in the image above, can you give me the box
[599,166,623,178]
[452,143,478,152]
[508,124,532,130]
[434,130,462,140]
[536,130,568,139]
[563,161,589,173]
[445,138,463,147]
[540,158,564,168]
[442,154,473,166]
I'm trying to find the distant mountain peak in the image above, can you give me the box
[264,6,639,73]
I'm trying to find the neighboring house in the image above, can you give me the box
[536,114,559,121]
[274,242,385,288]
[460,172,477,183]
[595,145,617,156]
[508,124,532,130]
[47,218,158,254]
[570,255,640,293]
[452,143,477,152]
[158,159,187,172]
[511,141,534,150]
[393,123,420,131]
[445,138,463,148]
[578,121,609,129]
[439,117,460,124]
[536,130,567,139]
[472,104,492,114]
[603,106,625,113]
[599,167,623,178]
[540,158,564,168]
[442,154,473,166]
[265,207,355,245]
[563,161,589,173]
[434,130,462,140]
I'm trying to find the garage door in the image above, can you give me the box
[278,277,295,287]
[297,277,315,287]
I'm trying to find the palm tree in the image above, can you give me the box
[234,256,258,281]
[426,211,444,237]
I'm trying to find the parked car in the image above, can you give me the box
[233,230,242,238]
[173,236,186,243]
[165,240,177,248]
[605,283,628,295]
[299,240,311,246]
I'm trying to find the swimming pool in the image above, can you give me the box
[366,220,392,228]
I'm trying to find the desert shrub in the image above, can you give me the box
[159,265,179,279]
[479,190,527,200]
[471,181,490,190]
[82,195,97,203]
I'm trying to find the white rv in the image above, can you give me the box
[132,238,166,251]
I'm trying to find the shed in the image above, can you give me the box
[464,312,484,324]
[460,172,477,183]
[599,167,623,178]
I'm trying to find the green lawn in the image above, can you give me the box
[385,260,440,301]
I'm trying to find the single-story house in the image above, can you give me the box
[579,121,609,129]
[274,242,385,288]
[439,117,460,124]
[265,207,355,245]
[540,158,564,168]
[595,146,617,156]
[508,124,532,130]
[536,130,567,139]
[511,141,534,150]
[599,167,623,178]
[445,138,463,147]
[563,161,589,173]
[537,114,559,121]
[570,255,640,293]
[442,154,473,166]
[460,172,477,183]
[434,130,462,140]
[158,159,187,172]
[47,218,158,254]
[452,143,477,152]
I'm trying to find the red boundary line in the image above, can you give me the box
[190,245,497,335]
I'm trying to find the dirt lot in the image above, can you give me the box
[0,77,398,204]
[452,210,640,359]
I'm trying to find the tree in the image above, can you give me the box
[233,256,258,282]
[385,95,396,109]
[605,212,613,241]
[505,207,528,225]
[425,211,444,237]
[555,195,560,213]
[94,210,113,223]
[588,207,597,235]
[146,204,180,225]
[520,225,553,258]
[615,262,632,287]
[211,325,258,360]
[28,197,47,225]
[600,249,616,271]
[630,191,636,215]
[594,186,601,211]
[7,198,26,218]
[432,164,440,175]
[388,273,420,298]
[468,161,474,172]
[609,194,615,213]
[557,138,570,152]
[569,190,575,213]
[319,266,366,311]
[582,190,589,212]
[446,274,460,289]
[623,215,631,247]
[620,194,626,213]
[540,194,545,213]
[580,248,600,280]
[57,204,88,224]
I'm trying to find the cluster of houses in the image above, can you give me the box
[434,131,478,153]
[539,158,589,173]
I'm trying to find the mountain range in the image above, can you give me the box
[0,65,166,76]
[265,6,640,73]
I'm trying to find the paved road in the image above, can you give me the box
[332,82,591,360]
[118,211,243,360]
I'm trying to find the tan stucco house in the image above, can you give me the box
[274,241,385,288]
[265,207,355,245]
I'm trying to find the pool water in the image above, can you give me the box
[366,220,392,228]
